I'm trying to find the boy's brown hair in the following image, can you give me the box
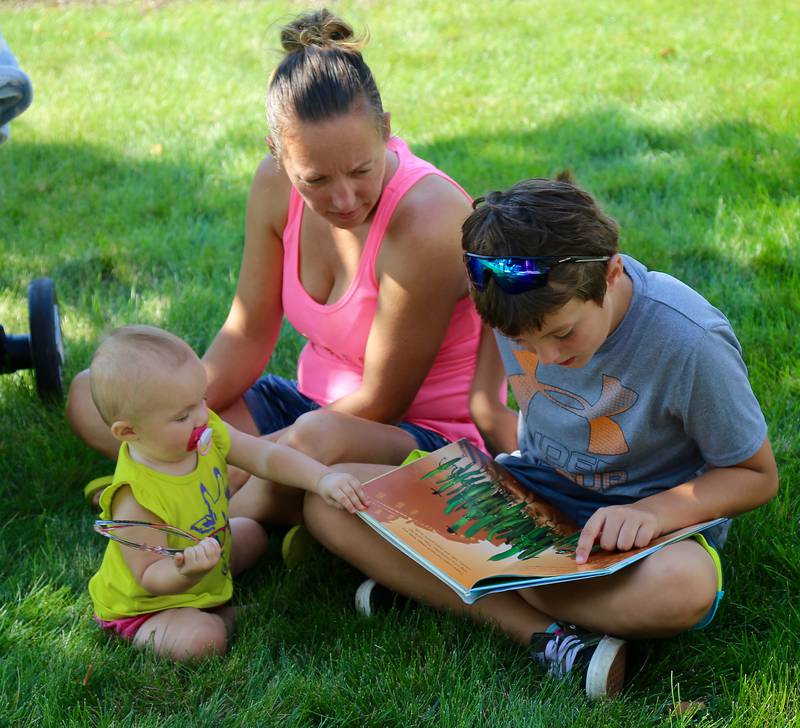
[461,176,620,336]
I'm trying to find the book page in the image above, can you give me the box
[359,440,722,593]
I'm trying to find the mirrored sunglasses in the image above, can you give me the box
[463,253,611,294]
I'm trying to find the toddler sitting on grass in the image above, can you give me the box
[88,325,367,661]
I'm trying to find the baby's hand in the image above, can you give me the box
[316,472,369,513]
[174,537,221,576]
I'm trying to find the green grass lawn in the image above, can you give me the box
[1,0,798,725]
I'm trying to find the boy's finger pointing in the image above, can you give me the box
[575,514,603,564]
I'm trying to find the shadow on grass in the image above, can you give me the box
[415,107,799,316]
[1,107,798,718]
[416,107,798,208]
[0,138,304,505]
[0,139,246,312]
[416,106,800,429]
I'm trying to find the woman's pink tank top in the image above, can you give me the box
[281,136,485,450]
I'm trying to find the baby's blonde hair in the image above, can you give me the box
[90,325,194,425]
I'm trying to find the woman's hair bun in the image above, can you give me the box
[280,8,366,54]
[267,7,382,153]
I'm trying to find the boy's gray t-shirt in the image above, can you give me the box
[495,255,766,541]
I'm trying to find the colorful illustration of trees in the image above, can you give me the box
[421,457,579,561]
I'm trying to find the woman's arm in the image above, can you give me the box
[469,326,518,456]
[202,156,289,412]
[326,175,474,422]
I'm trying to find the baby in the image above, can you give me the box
[87,325,367,661]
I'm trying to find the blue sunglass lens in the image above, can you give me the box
[466,256,549,293]
[493,270,547,293]
[465,255,489,291]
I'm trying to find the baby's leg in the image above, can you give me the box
[230,411,418,524]
[132,607,229,661]
[128,517,267,661]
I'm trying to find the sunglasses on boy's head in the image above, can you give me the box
[463,253,612,294]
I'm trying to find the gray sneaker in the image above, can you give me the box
[530,626,627,699]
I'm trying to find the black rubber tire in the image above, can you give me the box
[27,277,64,401]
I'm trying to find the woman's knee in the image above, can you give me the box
[280,410,350,463]
[66,368,118,457]
[229,516,268,574]
[65,369,92,432]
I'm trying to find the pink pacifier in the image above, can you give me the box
[187,425,213,456]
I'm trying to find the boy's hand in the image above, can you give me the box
[174,537,222,576]
[575,504,659,564]
[316,472,369,514]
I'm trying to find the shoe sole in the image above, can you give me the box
[585,636,627,699]
[355,578,377,617]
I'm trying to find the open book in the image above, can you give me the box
[357,440,727,604]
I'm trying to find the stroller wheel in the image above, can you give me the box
[27,277,64,401]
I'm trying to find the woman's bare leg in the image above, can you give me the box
[306,463,719,643]
[65,370,118,460]
[215,398,272,493]
[229,516,268,575]
[304,465,553,645]
[230,410,420,524]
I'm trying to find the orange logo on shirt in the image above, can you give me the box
[509,349,638,455]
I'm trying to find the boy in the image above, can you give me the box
[88,325,367,661]
[303,177,778,699]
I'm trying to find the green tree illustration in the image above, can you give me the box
[422,458,578,561]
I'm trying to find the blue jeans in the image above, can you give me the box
[0,32,34,143]
[243,374,450,452]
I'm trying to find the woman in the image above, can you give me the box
[67,8,486,523]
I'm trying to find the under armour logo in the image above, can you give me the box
[509,349,638,455]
